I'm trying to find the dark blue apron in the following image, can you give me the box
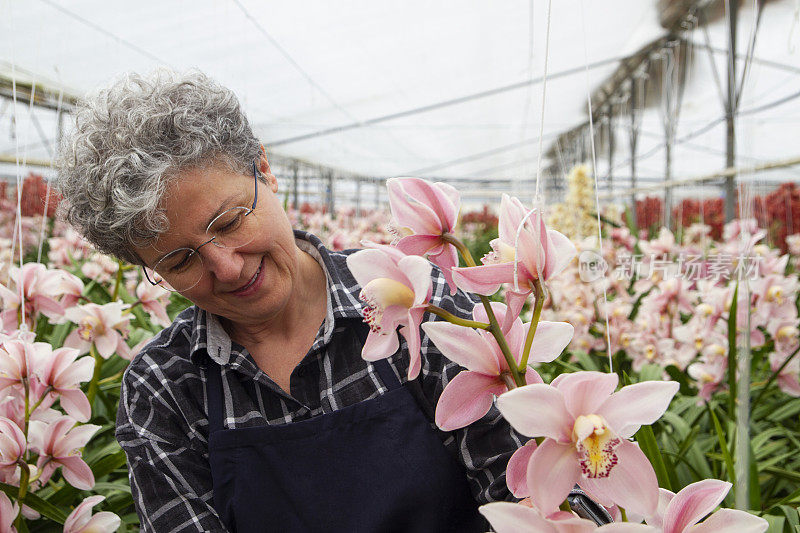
[206,328,487,533]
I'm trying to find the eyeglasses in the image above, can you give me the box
[143,161,260,292]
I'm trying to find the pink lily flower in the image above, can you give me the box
[495,371,679,516]
[0,263,67,332]
[64,302,131,359]
[346,244,433,380]
[135,281,172,327]
[387,177,461,294]
[421,302,573,430]
[452,195,576,329]
[28,415,100,490]
[0,491,18,533]
[63,495,121,533]
[646,479,767,532]
[34,346,95,422]
[479,501,657,532]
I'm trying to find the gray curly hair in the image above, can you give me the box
[56,69,262,265]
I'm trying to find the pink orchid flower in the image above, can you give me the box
[646,479,767,532]
[63,495,121,533]
[64,302,131,359]
[496,372,679,516]
[0,416,26,467]
[0,491,17,533]
[0,263,67,332]
[452,194,576,329]
[0,340,55,414]
[346,244,433,380]
[506,439,538,498]
[387,177,461,294]
[34,346,95,422]
[480,501,657,532]
[421,302,573,430]
[135,281,172,327]
[28,415,100,490]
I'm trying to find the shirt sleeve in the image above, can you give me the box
[116,352,229,533]
[416,270,526,505]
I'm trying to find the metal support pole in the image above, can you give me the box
[724,0,739,222]
[355,179,362,218]
[664,132,673,230]
[629,77,639,227]
[292,163,299,209]
[607,105,615,196]
[327,171,335,215]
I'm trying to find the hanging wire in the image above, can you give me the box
[512,0,553,294]
[37,83,63,264]
[7,1,27,330]
[579,0,612,372]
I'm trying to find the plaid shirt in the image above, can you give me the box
[116,231,523,532]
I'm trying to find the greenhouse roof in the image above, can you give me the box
[1,0,800,201]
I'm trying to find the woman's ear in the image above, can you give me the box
[258,145,272,177]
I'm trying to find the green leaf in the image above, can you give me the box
[635,424,672,491]
[749,440,762,511]
[708,405,736,488]
[763,514,785,533]
[727,283,738,418]
[0,482,67,523]
[638,363,664,382]
[573,351,598,371]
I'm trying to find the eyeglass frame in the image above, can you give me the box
[142,160,261,289]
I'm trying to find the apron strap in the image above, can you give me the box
[206,357,224,435]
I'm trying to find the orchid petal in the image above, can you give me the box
[395,234,443,257]
[346,249,405,286]
[543,229,578,280]
[527,439,581,514]
[362,331,399,361]
[58,455,95,490]
[479,501,558,533]
[422,322,499,375]
[662,479,731,533]
[397,255,432,304]
[58,389,92,422]
[552,372,618,418]
[527,322,574,363]
[496,384,571,441]
[451,263,513,295]
[599,381,680,439]
[595,439,660,517]
[435,371,506,431]
[506,440,537,498]
[688,509,768,533]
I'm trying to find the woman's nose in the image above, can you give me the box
[201,245,245,283]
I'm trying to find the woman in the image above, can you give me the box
[57,70,523,532]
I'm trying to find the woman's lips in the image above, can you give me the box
[229,257,265,296]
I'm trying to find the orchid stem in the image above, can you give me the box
[518,279,545,373]
[14,460,30,530]
[111,259,124,301]
[480,295,525,387]
[85,344,104,407]
[426,304,490,330]
[440,233,524,387]
[441,232,478,267]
